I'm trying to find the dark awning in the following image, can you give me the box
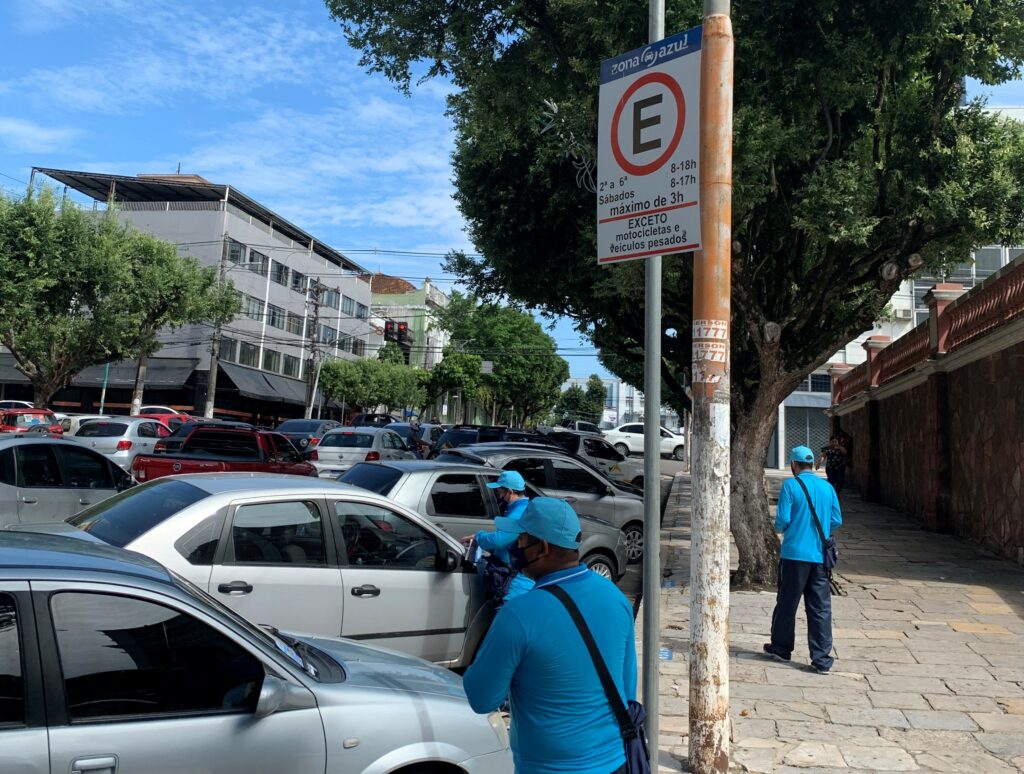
[220,363,307,406]
[263,371,308,405]
[0,355,196,388]
[0,355,30,384]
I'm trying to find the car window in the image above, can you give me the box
[660,429,672,438]
[549,458,605,495]
[58,446,114,489]
[187,430,260,459]
[155,423,171,437]
[0,449,14,487]
[584,438,621,460]
[14,445,62,488]
[334,501,439,570]
[320,432,373,448]
[268,433,301,463]
[60,418,72,433]
[137,422,157,438]
[50,592,263,721]
[69,479,209,547]
[579,422,601,434]
[337,463,403,495]
[0,593,23,726]
[8,412,52,427]
[75,422,128,438]
[503,457,549,489]
[175,512,227,565]
[622,424,644,433]
[230,501,325,566]
[428,474,488,519]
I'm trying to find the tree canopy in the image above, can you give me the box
[326,0,1024,583]
[0,189,240,406]
[319,356,428,415]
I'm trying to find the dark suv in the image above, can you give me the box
[430,426,560,458]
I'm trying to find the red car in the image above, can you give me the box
[137,405,192,430]
[0,408,63,435]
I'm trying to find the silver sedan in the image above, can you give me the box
[313,427,417,478]
[71,417,171,470]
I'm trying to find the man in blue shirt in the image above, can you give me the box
[764,446,843,674]
[463,497,637,773]
[461,470,535,601]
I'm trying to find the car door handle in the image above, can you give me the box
[563,496,578,504]
[79,498,91,505]
[351,584,381,598]
[217,581,253,595]
[20,496,37,504]
[72,756,117,774]
[436,523,448,532]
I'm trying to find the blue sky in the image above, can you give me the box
[1,0,1022,380]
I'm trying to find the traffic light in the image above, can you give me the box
[384,320,396,341]
[397,322,409,343]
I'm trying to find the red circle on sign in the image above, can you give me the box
[611,71,686,177]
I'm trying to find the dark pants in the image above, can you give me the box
[769,559,834,669]
[825,466,845,494]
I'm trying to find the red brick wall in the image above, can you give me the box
[838,406,870,491]
[874,382,940,527]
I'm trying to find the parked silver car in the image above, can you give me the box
[0,531,512,774]
[58,413,112,435]
[0,436,132,526]
[314,427,417,477]
[437,445,646,563]
[70,416,172,470]
[338,460,629,580]
[41,473,492,668]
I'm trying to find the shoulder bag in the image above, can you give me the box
[794,476,839,573]
[542,585,650,774]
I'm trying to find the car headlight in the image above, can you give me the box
[487,711,510,749]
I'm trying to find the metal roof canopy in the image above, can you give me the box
[0,355,196,388]
[220,362,306,406]
[34,167,367,274]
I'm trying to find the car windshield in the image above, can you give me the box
[320,432,373,448]
[338,463,403,494]
[436,430,478,448]
[9,413,52,426]
[75,421,128,437]
[68,479,208,547]
[277,419,322,433]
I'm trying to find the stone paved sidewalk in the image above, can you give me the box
[645,472,1024,772]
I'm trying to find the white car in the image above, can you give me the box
[0,400,34,409]
[313,426,417,478]
[71,416,172,469]
[58,413,113,435]
[604,422,687,460]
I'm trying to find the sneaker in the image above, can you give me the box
[809,663,831,675]
[761,644,790,663]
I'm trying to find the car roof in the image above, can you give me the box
[1,407,54,414]
[154,472,363,495]
[0,436,85,449]
[354,460,497,475]
[0,531,173,584]
[329,426,389,434]
[452,444,567,458]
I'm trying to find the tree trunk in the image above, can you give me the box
[32,380,61,409]
[730,384,785,588]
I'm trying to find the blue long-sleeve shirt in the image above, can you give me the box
[475,497,534,600]
[776,471,842,563]
[463,565,636,774]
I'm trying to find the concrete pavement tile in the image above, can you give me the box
[970,602,1015,615]
[875,662,993,680]
[1013,757,1024,771]
[996,697,1024,714]
[775,720,897,746]
[660,715,689,734]
[925,694,1002,713]
[732,682,804,701]
[947,679,1024,698]
[902,709,978,730]
[975,732,1024,759]
[908,649,989,666]
[732,744,785,773]
[913,751,1015,772]
[879,727,988,754]
[950,621,1012,635]
[826,705,909,728]
[731,718,777,739]
[868,691,930,710]
[734,737,787,749]
[782,742,845,768]
[833,645,916,664]
[838,745,919,771]
[968,640,1023,655]
[861,609,920,622]
[801,687,871,707]
[764,670,867,690]
[750,700,828,722]
[833,628,867,639]
[865,675,950,694]
[828,660,878,675]
[969,712,1024,733]
[773,768,878,774]
[862,629,906,640]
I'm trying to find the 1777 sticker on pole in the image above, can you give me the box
[597,26,702,265]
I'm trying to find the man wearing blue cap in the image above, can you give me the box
[460,470,535,602]
[763,445,843,674]
[463,497,637,773]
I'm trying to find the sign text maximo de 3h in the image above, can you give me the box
[597,27,702,265]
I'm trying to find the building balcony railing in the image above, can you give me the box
[945,258,1024,352]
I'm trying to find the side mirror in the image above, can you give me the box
[604,485,616,497]
[255,675,286,718]
[444,550,461,572]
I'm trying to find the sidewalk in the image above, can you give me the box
[645,472,1024,772]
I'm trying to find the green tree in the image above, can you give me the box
[429,351,482,423]
[0,189,240,406]
[325,0,1024,584]
[377,341,405,365]
[555,384,589,423]
[584,374,607,424]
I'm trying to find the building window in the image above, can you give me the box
[223,238,245,264]
[239,342,259,367]
[810,374,831,393]
[338,334,352,352]
[355,303,368,319]
[291,270,307,294]
[262,349,280,372]
[286,312,303,336]
[267,304,285,330]
[283,354,300,378]
[974,247,1003,279]
[247,250,268,276]
[243,295,263,321]
[318,324,337,345]
[353,339,366,356]
[323,288,340,310]
[271,261,290,286]
[341,295,355,315]
[220,337,237,363]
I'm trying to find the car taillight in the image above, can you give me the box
[154,441,166,452]
[116,440,133,451]
[309,437,320,447]
[365,451,380,461]
[307,450,318,461]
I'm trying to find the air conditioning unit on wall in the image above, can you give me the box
[895,308,914,320]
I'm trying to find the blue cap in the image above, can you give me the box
[486,470,526,491]
[493,497,582,549]
[791,445,815,463]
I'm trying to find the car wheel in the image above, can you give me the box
[622,524,644,564]
[673,445,686,461]
[614,443,630,456]
[584,553,616,580]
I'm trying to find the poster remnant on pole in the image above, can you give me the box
[597,28,702,265]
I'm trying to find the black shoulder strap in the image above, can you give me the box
[794,476,828,557]
[542,585,636,739]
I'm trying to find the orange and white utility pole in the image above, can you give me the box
[689,0,733,771]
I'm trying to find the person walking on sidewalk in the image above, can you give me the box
[816,435,847,495]
[764,445,842,674]
[463,497,637,773]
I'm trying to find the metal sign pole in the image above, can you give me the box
[689,0,733,771]
[642,0,665,754]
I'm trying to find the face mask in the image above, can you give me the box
[508,540,542,573]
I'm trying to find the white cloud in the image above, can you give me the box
[0,116,78,153]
